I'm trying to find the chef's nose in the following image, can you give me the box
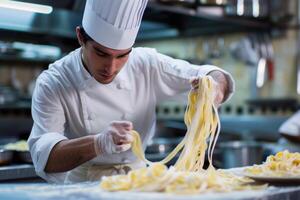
[104,58,117,74]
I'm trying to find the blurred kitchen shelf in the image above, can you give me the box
[0,54,57,65]
[139,2,275,40]
[0,101,31,112]
[147,2,271,28]
[0,8,81,50]
[0,116,33,138]
[0,101,33,137]
[160,115,289,141]
[0,2,283,47]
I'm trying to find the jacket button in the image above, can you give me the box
[117,83,124,89]
[88,113,96,120]
[122,113,127,120]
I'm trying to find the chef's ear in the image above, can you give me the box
[76,26,85,47]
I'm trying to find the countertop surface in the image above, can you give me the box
[1,179,300,200]
[0,166,300,200]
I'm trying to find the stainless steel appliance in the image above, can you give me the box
[216,141,265,168]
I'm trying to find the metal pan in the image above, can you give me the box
[0,149,14,166]
[16,151,32,163]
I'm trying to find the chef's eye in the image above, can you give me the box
[95,52,107,57]
[117,54,128,59]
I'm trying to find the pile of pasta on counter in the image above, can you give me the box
[100,76,266,194]
[245,150,300,177]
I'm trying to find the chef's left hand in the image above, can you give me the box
[191,71,228,107]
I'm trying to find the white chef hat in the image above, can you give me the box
[82,0,148,50]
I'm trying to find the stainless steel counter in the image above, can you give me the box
[0,164,38,182]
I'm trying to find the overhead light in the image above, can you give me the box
[0,0,53,14]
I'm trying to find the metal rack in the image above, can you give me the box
[138,1,275,40]
[0,2,279,46]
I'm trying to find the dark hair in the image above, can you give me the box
[79,26,94,43]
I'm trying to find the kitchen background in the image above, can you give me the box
[0,0,299,182]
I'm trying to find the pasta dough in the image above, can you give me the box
[4,140,29,152]
[101,76,263,194]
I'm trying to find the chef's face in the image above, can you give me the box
[76,27,131,84]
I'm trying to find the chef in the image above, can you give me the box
[28,0,235,183]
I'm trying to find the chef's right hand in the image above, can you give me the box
[94,121,134,155]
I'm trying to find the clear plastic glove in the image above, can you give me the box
[190,71,228,107]
[94,121,134,155]
[190,76,222,107]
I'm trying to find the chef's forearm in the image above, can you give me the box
[45,135,96,173]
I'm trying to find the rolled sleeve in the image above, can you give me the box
[29,132,67,183]
[28,75,68,183]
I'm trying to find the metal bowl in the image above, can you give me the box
[0,149,14,166]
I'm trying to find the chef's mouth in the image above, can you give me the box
[99,73,114,79]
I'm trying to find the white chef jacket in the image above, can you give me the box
[28,47,234,183]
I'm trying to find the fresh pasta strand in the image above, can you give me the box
[100,76,265,194]
[130,76,217,170]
